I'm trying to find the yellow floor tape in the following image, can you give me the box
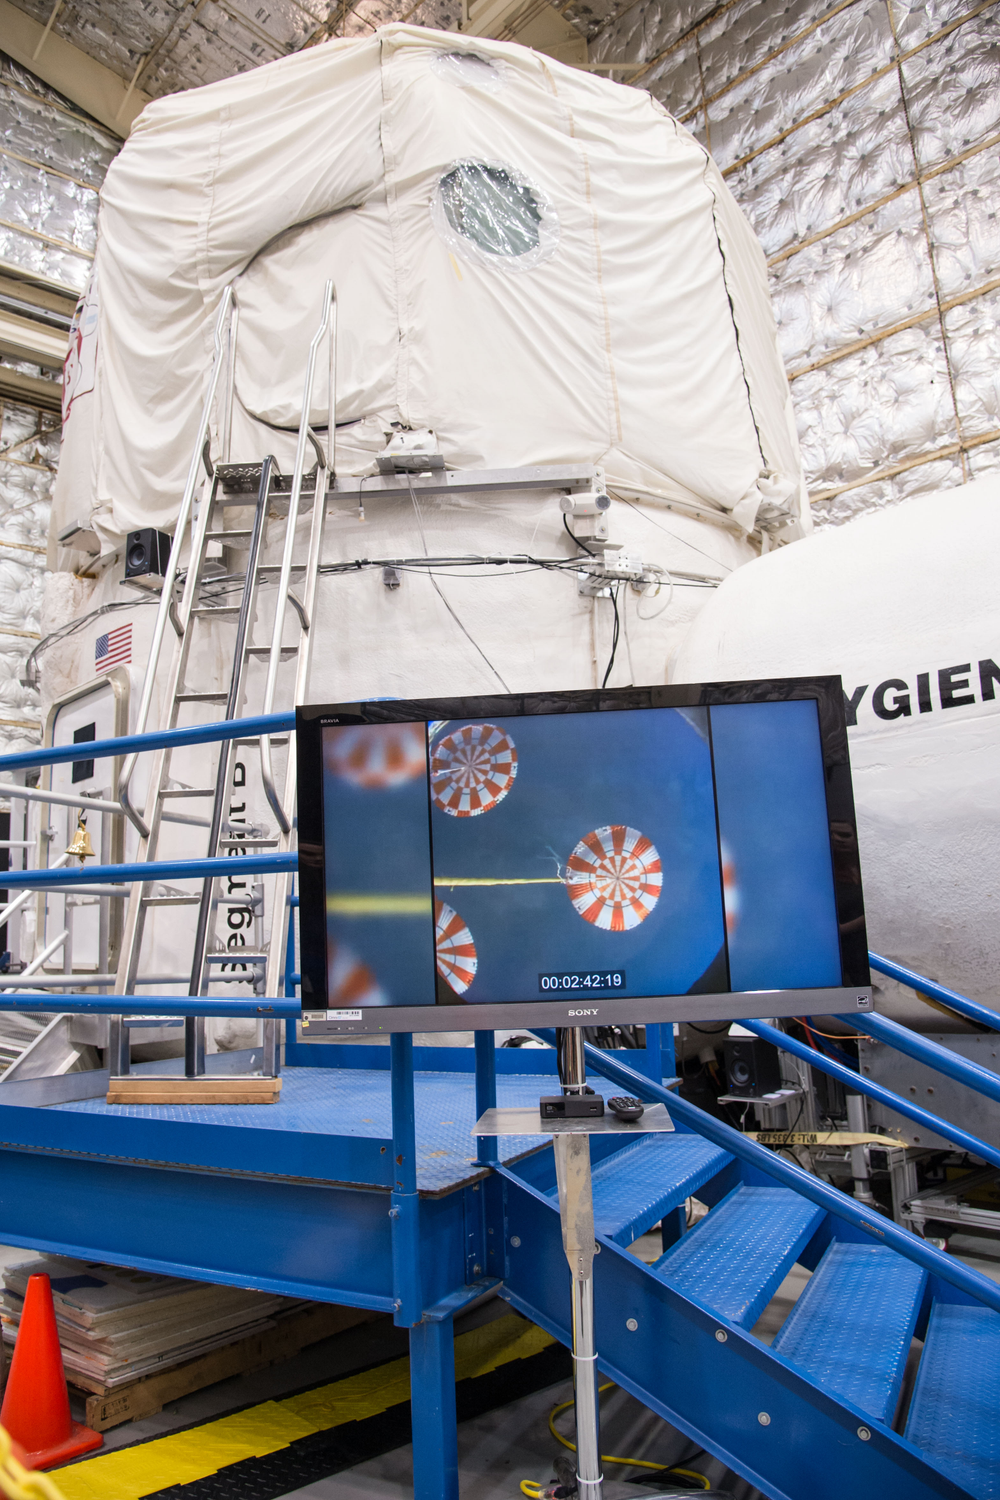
[57,1314,555,1500]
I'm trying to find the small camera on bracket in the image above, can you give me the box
[560,479,612,543]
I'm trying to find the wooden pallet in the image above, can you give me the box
[106,1075,282,1105]
[73,1302,379,1431]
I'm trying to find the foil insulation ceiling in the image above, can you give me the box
[0,0,997,750]
[0,54,116,746]
[590,0,1000,525]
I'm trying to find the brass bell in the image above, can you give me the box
[66,814,96,866]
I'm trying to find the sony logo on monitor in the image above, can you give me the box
[568,1008,599,1016]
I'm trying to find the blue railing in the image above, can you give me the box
[0,711,294,773]
[0,851,295,891]
[0,712,297,1019]
[744,1017,1000,1171]
[868,949,1000,1031]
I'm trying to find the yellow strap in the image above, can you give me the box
[0,1426,68,1500]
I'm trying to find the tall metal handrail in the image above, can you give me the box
[869,949,1000,1031]
[745,1016,1000,1171]
[259,280,336,834]
[849,1009,1000,1106]
[0,994,299,1017]
[0,710,293,774]
[117,284,236,837]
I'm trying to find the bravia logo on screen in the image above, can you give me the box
[845,658,1000,726]
[568,1008,599,1016]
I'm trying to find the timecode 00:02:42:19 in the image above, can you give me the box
[538,971,626,992]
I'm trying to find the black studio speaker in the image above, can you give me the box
[723,1036,782,1098]
[125,528,171,579]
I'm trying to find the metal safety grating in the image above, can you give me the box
[652,1185,824,1328]
[55,1068,625,1195]
[571,1134,732,1246]
[771,1241,926,1424]
[905,1302,1000,1499]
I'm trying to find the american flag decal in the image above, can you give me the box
[95,623,131,671]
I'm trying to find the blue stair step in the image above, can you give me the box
[652,1185,824,1328]
[579,1134,732,1247]
[771,1241,926,1424]
[905,1302,1000,1499]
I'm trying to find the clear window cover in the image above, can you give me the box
[431,51,505,92]
[431,159,559,273]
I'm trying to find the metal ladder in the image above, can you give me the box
[111,281,336,1080]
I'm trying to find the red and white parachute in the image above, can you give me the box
[565,825,662,932]
[720,839,740,935]
[328,942,387,1006]
[435,899,478,994]
[325,723,426,789]
[430,723,517,818]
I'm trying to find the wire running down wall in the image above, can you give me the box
[589,0,1000,525]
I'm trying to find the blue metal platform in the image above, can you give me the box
[51,1066,603,1194]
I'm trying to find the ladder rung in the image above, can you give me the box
[191,605,241,616]
[205,529,252,541]
[257,564,307,576]
[218,838,279,847]
[205,952,267,964]
[234,736,289,746]
[245,645,298,657]
[159,788,216,798]
[175,692,228,702]
[142,895,202,906]
[216,462,267,493]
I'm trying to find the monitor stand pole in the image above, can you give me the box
[555,1026,602,1500]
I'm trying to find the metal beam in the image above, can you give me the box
[0,308,67,368]
[0,0,151,136]
[0,365,61,413]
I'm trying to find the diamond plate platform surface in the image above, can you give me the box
[771,1241,926,1424]
[547,1133,731,1246]
[52,1068,625,1194]
[905,1303,1000,1499]
[652,1185,824,1328]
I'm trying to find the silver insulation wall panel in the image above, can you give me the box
[590,0,1000,524]
[0,54,117,748]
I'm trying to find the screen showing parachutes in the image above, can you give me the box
[316,698,844,1010]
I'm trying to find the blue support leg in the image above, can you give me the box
[474,1029,498,1168]
[660,1204,686,1252]
[391,1033,421,1327]
[409,1315,459,1500]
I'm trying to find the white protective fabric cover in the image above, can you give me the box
[54,25,804,551]
[672,476,1000,1009]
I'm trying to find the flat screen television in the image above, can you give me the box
[295,679,872,1034]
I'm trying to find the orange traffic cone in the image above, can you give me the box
[0,1273,102,1469]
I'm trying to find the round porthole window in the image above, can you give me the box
[431,159,559,273]
[431,51,505,92]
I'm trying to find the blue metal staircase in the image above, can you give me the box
[498,1039,1000,1500]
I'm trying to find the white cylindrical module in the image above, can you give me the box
[674,474,1000,1020]
[40,26,805,1013]
[47,23,805,697]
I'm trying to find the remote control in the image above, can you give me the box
[608,1095,644,1122]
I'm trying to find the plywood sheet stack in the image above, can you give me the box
[2,1254,303,1390]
